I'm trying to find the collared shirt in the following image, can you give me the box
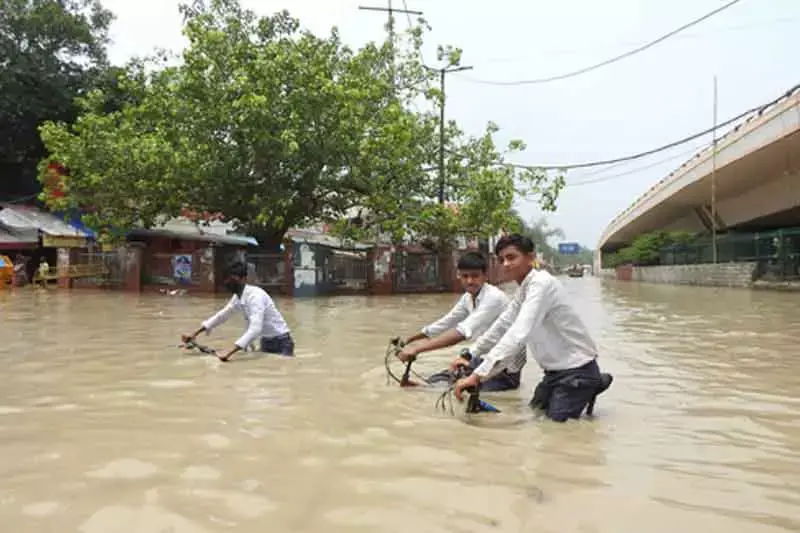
[421,283,509,341]
[202,284,291,349]
[471,268,598,379]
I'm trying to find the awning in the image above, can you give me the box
[0,204,93,247]
[0,226,37,250]
[126,217,259,247]
[286,228,373,250]
[128,225,258,247]
[57,211,98,239]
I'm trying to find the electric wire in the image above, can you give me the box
[456,0,746,86]
[503,82,800,170]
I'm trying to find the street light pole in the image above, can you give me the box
[425,64,473,204]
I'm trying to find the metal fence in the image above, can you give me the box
[393,251,443,292]
[247,252,287,293]
[660,228,800,281]
[72,251,126,288]
[319,249,371,293]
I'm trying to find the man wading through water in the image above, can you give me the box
[397,251,525,392]
[453,234,613,422]
[182,261,295,362]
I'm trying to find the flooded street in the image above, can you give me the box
[1,279,799,533]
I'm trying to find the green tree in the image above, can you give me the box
[603,230,696,267]
[0,0,113,200]
[519,216,565,259]
[331,43,565,249]
[38,0,564,249]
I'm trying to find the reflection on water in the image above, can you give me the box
[1,279,799,532]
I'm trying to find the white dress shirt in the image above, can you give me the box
[202,285,290,350]
[471,268,598,380]
[421,283,509,341]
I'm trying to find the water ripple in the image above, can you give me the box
[0,280,798,532]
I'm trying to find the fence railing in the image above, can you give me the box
[247,253,286,292]
[72,251,126,288]
[393,251,444,292]
[58,242,499,295]
[320,250,371,292]
[659,228,800,281]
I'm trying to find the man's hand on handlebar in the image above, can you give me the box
[448,357,470,373]
[397,345,419,363]
[454,373,480,402]
[447,348,473,373]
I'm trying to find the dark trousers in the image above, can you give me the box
[259,333,295,356]
[529,359,605,422]
[425,356,521,392]
[470,356,521,392]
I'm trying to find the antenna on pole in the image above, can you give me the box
[359,1,423,91]
[358,1,423,43]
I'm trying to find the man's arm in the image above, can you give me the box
[404,331,427,344]
[234,303,265,351]
[220,297,268,361]
[467,288,523,358]
[473,280,552,380]
[184,297,237,342]
[407,292,508,356]
[408,296,470,341]
[202,297,237,333]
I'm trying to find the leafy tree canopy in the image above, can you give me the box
[38,0,564,249]
[1,0,113,200]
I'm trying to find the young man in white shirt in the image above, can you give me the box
[453,234,612,422]
[397,251,525,391]
[182,260,294,362]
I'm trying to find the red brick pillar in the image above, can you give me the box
[197,246,216,293]
[446,250,461,293]
[282,239,295,296]
[370,246,394,294]
[123,243,144,292]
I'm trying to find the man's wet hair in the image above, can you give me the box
[495,234,535,256]
[224,260,247,278]
[457,251,488,272]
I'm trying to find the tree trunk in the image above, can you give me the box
[249,226,290,252]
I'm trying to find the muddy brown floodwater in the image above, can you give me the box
[1,278,799,533]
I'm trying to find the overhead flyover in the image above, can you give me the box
[597,84,800,254]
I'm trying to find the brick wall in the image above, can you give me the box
[617,262,757,288]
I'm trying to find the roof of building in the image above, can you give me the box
[0,204,93,238]
[286,228,373,250]
[0,225,38,248]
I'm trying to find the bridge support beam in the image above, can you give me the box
[693,206,727,233]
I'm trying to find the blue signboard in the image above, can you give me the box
[558,242,581,255]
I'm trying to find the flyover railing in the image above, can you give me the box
[660,228,800,281]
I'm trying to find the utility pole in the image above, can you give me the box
[711,75,719,264]
[425,65,473,203]
[359,1,423,90]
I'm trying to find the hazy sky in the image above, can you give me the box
[100,0,800,248]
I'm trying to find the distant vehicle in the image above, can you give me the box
[566,264,584,278]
